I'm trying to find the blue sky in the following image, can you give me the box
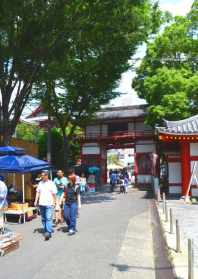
[114,0,194,107]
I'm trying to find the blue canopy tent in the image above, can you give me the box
[0,155,50,174]
[0,146,25,155]
[0,151,50,223]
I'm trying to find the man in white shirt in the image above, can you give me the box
[34,170,57,240]
[0,176,7,232]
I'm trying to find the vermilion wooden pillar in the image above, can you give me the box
[181,142,191,196]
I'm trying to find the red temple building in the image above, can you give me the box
[26,99,198,197]
[157,115,198,197]
[81,102,157,185]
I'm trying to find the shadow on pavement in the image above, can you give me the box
[111,263,175,272]
[33,227,44,234]
[135,184,154,199]
[82,192,116,205]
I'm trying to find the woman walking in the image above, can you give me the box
[60,176,80,235]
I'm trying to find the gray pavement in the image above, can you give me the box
[0,189,172,279]
[163,199,198,268]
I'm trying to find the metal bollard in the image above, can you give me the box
[176,219,181,253]
[165,200,168,222]
[170,208,173,234]
[163,193,166,214]
[188,239,194,279]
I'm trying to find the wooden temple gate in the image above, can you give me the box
[80,104,157,185]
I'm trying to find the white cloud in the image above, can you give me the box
[159,0,193,16]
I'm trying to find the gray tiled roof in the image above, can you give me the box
[95,105,146,120]
[157,115,198,134]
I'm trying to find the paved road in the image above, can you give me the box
[0,189,174,279]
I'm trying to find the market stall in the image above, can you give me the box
[0,146,50,223]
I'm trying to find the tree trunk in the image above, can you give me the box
[46,96,52,164]
[47,115,52,164]
[1,119,12,146]
[62,130,69,174]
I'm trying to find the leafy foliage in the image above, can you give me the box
[16,123,44,143]
[31,0,161,168]
[0,0,161,145]
[133,0,198,126]
[0,0,69,144]
[38,128,80,169]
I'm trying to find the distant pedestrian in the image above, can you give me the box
[119,174,125,194]
[80,173,87,194]
[110,171,117,192]
[87,173,96,192]
[34,171,57,241]
[53,170,68,226]
[124,175,129,194]
[60,177,80,235]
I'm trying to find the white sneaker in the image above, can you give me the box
[68,229,75,235]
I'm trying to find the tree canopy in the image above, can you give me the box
[0,0,161,145]
[133,0,198,126]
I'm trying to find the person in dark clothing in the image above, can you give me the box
[60,180,80,235]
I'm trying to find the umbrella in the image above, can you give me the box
[0,155,49,173]
[88,166,100,174]
[0,154,50,223]
[0,146,25,155]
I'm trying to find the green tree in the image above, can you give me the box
[16,122,44,143]
[38,127,81,170]
[133,1,198,126]
[0,0,70,145]
[0,0,160,146]
[34,0,161,170]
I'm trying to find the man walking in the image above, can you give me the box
[34,170,57,241]
[0,176,7,233]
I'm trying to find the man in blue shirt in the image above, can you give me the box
[110,171,117,192]
[53,170,68,225]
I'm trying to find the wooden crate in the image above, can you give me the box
[0,233,22,256]
[0,241,19,256]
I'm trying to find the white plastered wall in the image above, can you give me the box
[190,143,198,156]
[168,162,182,194]
[82,143,100,155]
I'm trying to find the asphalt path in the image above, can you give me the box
[0,189,174,279]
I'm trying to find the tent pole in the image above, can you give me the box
[13,173,15,186]
[22,174,25,223]
[49,169,52,180]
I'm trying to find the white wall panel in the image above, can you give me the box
[86,125,100,137]
[136,175,152,184]
[168,162,181,184]
[82,143,100,155]
[190,161,198,185]
[192,188,198,197]
[169,186,181,194]
[190,143,198,156]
